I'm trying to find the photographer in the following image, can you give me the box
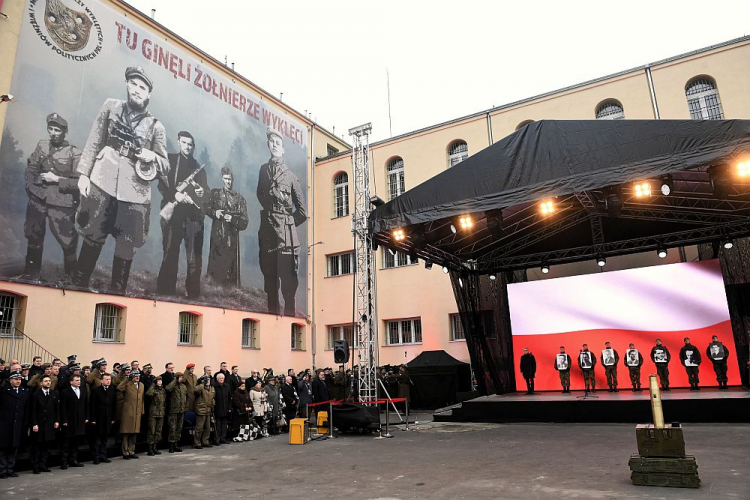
[193,375,215,449]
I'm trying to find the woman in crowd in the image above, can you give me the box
[231,382,253,441]
[249,380,269,438]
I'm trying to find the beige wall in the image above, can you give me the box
[0,0,25,142]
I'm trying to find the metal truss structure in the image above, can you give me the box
[349,123,378,403]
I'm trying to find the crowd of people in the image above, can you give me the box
[0,354,410,479]
[519,335,733,394]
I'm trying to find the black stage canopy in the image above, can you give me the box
[406,350,472,409]
[370,120,750,273]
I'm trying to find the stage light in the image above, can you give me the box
[392,228,405,241]
[450,224,457,234]
[723,240,734,250]
[660,175,674,196]
[540,200,555,215]
[442,266,449,274]
[541,264,550,274]
[708,165,732,198]
[489,274,497,281]
[424,261,433,270]
[596,255,606,267]
[605,186,623,218]
[459,215,473,230]
[370,195,386,207]
[657,248,668,259]
[634,182,651,198]
[738,160,750,177]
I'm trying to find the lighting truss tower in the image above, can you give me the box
[349,122,378,403]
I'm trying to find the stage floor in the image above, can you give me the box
[436,387,750,423]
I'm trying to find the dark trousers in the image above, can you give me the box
[656,364,670,388]
[24,194,78,250]
[284,404,298,424]
[524,377,534,393]
[713,362,729,383]
[0,447,17,474]
[605,366,618,388]
[31,440,50,470]
[156,217,204,298]
[61,433,81,465]
[582,369,596,390]
[168,413,184,443]
[260,251,298,315]
[216,416,228,443]
[685,366,700,386]
[92,435,108,460]
[558,370,570,390]
[628,367,641,388]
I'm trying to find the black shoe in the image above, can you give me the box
[93,459,100,465]
[664,387,670,391]
[122,455,130,460]
[70,463,84,468]
[100,458,111,464]
[154,449,162,455]
[194,445,203,450]
[203,444,213,448]
[695,386,700,391]
[7,472,18,478]
[0,473,6,479]
[174,446,183,452]
[130,455,139,459]
[40,467,51,472]
[147,449,154,456]
[33,469,41,474]
[614,388,619,392]
[61,464,68,470]
[110,256,133,291]
[168,444,175,454]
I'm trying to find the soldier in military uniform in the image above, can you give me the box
[650,338,671,391]
[206,167,248,287]
[22,113,81,282]
[257,128,307,315]
[578,344,597,392]
[600,341,620,392]
[74,66,169,291]
[706,335,731,389]
[145,376,166,455]
[156,131,209,299]
[193,375,215,449]
[625,343,644,391]
[165,371,187,453]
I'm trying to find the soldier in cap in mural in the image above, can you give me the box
[21,113,81,282]
[74,66,169,292]
[156,131,209,299]
[206,167,248,287]
[256,128,307,316]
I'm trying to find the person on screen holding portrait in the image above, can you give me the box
[706,335,730,389]
[206,167,249,288]
[578,344,597,392]
[650,339,671,391]
[74,66,169,292]
[257,128,307,316]
[625,343,644,391]
[600,341,620,393]
[554,346,572,393]
[679,337,702,391]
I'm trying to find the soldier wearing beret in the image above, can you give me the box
[75,66,170,292]
[0,371,30,479]
[21,113,82,282]
[257,128,306,315]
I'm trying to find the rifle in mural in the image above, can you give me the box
[159,163,206,222]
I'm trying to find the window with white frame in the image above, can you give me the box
[448,140,468,168]
[327,324,355,349]
[0,293,21,338]
[327,252,354,277]
[242,318,259,348]
[595,100,625,120]
[685,77,724,120]
[93,303,123,342]
[382,249,417,269]
[386,318,422,345]
[450,314,465,341]
[178,312,200,345]
[291,323,305,350]
[387,157,405,200]
[333,172,349,217]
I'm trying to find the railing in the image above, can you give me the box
[0,327,59,364]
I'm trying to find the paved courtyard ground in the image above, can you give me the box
[3,417,748,499]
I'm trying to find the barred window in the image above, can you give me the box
[387,157,405,200]
[448,140,468,168]
[450,314,465,341]
[386,318,422,345]
[242,318,259,348]
[93,303,123,342]
[327,144,339,156]
[327,252,354,277]
[596,100,625,120]
[685,77,724,120]
[0,293,21,338]
[291,323,305,350]
[178,312,200,345]
[333,172,349,217]
[383,249,417,269]
[327,324,355,349]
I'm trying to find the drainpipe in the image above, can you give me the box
[310,123,316,370]
[645,66,660,119]
[486,111,494,145]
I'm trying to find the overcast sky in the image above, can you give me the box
[127,0,749,144]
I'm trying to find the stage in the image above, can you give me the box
[434,387,750,424]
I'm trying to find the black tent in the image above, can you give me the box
[406,350,472,409]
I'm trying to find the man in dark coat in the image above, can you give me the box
[229,366,243,393]
[0,371,30,479]
[88,372,116,464]
[280,376,299,424]
[29,374,59,473]
[59,373,88,468]
[519,348,537,394]
[679,337,702,390]
[213,373,231,445]
[312,370,331,408]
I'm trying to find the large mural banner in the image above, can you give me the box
[0,0,309,317]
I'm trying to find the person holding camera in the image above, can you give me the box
[193,375,215,449]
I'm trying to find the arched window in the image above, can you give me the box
[447,140,468,168]
[333,172,349,217]
[178,311,201,345]
[93,303,125,342]
[242,318,259,348]
[387,157,405,201]
[516,120,534,130]
[0,292,22,338]
[685,77,724,119]
[596,100,625,120]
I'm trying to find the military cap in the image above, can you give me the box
[121,364,131,371]
[129,370,141,379]
[82,365,90,371]
[70,364,81,371]
[266,127,283,142]
[0,358,5,364]
[96,358,108,367]
[9,370,23,379]
[41,363,51,370]
[174,371,184,379]
[21,363,31,370]
[46,112,68,130]
[143,363,153,370]
[155,375,162,382]
[125,66,153,91]
[67,354,77,362]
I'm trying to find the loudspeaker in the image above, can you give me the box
[333,339,350,364]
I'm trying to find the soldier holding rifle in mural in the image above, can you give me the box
[206,167,248,287]
[156,131,208,299]
[257,128,307,316]
[74,66,169,292]
[21,113,81,282]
